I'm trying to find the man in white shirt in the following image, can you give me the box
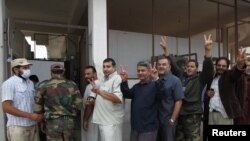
[82,66,99,141]
[1,58,43,141]
[88,58,124,141]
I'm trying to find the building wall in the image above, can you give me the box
[109,29,223,77]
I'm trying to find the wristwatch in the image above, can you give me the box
[170,118,174,123]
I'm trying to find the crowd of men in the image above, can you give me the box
[1,35,249,141]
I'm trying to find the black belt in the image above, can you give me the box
[212,109,220,112]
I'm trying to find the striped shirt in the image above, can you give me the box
[1,75,36,127]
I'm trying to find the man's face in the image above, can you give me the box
[137,66,150,82]
[84,68,96,82]
[246,61,250,75]
[216,59,228,74]
[103,62,115,77]
[157,58,171,76]
[185,62,198,77]
[14,65,30,75]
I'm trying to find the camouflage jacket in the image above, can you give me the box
[34,77,82,119]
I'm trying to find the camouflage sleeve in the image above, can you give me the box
[34,84,46,114]
[72,82,83,111]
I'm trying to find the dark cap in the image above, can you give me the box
[50,63,65,71]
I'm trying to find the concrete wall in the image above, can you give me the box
[46,35,66,59]
[109,29,223,77]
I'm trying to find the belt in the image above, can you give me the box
[60,115,74,119]
[46,115,74,120]
[212,109,220,113]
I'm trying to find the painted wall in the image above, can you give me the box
[109,29,223,77]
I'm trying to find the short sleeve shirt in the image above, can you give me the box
[1,75,36,127]
[157,73,184,125]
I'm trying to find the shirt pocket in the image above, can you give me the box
[15,84,35,103]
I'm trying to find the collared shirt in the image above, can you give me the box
[1,75,36,127]
[91,71,124,125]
[209,75,228,118]
[121,80,158,133]
[157,73,184,125]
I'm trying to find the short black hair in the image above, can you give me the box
[157,55,171,65]
[216,57,230,68]
[85,66,96,73]
[137,61,150,69]
[29,75,39,82]
[103,58,116,67]
[186,59,198,68]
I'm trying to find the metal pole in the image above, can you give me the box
[152,0,155,58]
[234,0,239,62]
[188,0,191,60]
[14,19,87,30]
[217,3,221,57]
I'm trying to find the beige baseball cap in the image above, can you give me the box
[11,58,32,69]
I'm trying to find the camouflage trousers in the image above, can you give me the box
[176,114,202,141]
[46,116,75,141]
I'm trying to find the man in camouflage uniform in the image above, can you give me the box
[34,63,82,141]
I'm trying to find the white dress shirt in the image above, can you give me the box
[209,75,228,118]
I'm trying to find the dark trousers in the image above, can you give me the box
[157,123,176,141]
[131,129,157,141]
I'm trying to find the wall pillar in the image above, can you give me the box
[88,0,107,78]
[0,0,7,140]
[81,0,108,141]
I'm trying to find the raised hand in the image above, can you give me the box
[204,34,213,57]
[160,36,170,56]
[88,79,101,94]
[120,65,128,82]
[204,34,213,51]
[237,47,247,68]
[150,62,158,80]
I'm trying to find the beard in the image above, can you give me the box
[17,69,25,79]
[85,78,91,84]
[216,68,226,74]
